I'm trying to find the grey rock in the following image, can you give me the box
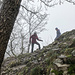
[72,50,75,56]
[53,58,63,64]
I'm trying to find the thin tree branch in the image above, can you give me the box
[40,0,58,7]
[21,5,38,14]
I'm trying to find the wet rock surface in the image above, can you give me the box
[1,29,75,75]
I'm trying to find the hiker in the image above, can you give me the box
[55,27,61,40]
[29,32,43,53]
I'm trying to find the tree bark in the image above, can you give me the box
[0,0,21,73]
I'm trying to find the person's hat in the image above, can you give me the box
[55,27,58,29]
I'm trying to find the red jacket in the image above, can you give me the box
[30,34,41,43]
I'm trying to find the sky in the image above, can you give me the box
[36,2,75,49]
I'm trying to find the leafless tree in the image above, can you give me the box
[39,0,75,6]
[5,0,48,56]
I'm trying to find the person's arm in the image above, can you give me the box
[36,35,43,41]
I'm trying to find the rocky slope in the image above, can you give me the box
[1,29,75,75]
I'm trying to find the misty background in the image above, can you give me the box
[39,2,75,47]
[0,0,75,58]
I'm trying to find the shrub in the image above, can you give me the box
[68,64,75,75]
[31,66,42,75]
[51,69,63,75]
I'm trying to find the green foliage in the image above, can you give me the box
[65,48,74,55]
[45,58,50,65]
[31,66,42,75]
[51,69,63,75]
[47,50,54,57]
[17,53,30,59]
[64,37,71,42]
[67,55,72,58]
[37,53,43,58]
[26,62,32,67]
[17,71,23,75]
[69,39,75,48]
[72,39,75,46]
[8,60,21,68]
[73,39,75,42]
[16,66,29,75]
[68,64,75,75]
[58,43,68,48]
[50,53,58,62]
[46,65,52,75]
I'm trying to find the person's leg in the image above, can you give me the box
[31,43,34,53]
[35,42,40,50]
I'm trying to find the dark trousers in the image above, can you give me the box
[31,42,40,53]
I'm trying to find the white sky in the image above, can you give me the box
[37,2,75,48]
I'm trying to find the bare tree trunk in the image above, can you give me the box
[0,0,21,73]
[27,13,32,53]
[21,34,24,54]
[10,41,16,57]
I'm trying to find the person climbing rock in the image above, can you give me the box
[29,32,43,53]
[55,27,61,40]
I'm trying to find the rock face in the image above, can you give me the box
[1,29,75,75]
[71,50,75,56]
